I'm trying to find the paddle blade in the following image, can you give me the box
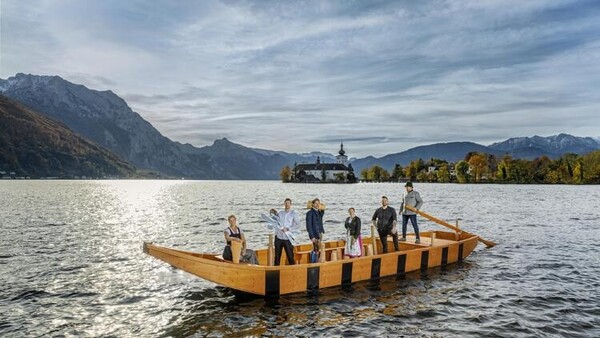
[478,237,497,248]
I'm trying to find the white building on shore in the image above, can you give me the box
[293,143,355,182]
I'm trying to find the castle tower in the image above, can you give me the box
[336,142,348,166]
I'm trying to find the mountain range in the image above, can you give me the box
[350,134,600,173]
[0,95,135,178]
[1,73,599,179]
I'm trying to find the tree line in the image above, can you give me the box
[359,150,600,184]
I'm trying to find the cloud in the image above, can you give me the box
[2,0,600,156]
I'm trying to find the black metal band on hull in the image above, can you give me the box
[441,247,449,266]
[420,251,429,271]
[307,266,320,292]
[458,243,464,262]
[397,254,407,275]
[265,270,280,297]
[371,258,381,279]
[342,262,353,286]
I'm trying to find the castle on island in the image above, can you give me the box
[292,143,356,183]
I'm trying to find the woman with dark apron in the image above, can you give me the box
[344,207,363,258]
[223,214,258,264]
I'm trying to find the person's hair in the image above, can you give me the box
[381,196,388,200]
[348,207,355,212]
[284,198,292,203]
[228,215,236,222]
[312,198,320,204]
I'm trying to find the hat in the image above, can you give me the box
[405,182,413,187]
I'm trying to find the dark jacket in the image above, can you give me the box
[345,216,361,239]
[306,208,325,240]
[372,206,397,232]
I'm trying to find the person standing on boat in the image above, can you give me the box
[273,198,301,265]
[399,182,424,244]
[306,198,325,254]
[344,207,362,258]
[222,215,259,264]
[372,196,399,253]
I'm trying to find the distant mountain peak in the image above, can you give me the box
[212,137,241,149]
[214,137,231,143]
[1,73,63,92]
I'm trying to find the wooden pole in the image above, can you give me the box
[366,245,374,256]
[370,224,378,255]
[319,240,326,263]
[231,240,241,264]
[404,205,496,248]
[430,232,436,246]
[267,234,274,266]
[455,219,461,241]
[330,249,338,261]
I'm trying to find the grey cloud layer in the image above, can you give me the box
[3,0,600,156]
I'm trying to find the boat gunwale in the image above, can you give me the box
[145,232,479,271]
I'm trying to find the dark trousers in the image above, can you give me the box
[402,214,420,239]
[274,237,295,266]
[377,228,399,253]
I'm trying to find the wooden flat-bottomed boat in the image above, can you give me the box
[143,228,481,297]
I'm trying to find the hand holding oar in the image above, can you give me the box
[404,205,497,248]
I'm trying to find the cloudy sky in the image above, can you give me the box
[2,0,599,156]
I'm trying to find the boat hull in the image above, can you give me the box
[144,231,479,296]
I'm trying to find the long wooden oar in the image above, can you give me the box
[404,205,496,248]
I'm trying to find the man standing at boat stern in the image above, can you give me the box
[372,196,399,253]
[306,198,325,253]
[275,198,301,265]
[399,182,424,244]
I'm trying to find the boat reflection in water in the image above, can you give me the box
[158,258,476,337]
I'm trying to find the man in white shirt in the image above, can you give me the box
[275,198,301,265]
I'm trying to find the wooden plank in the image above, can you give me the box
[279,267,307,295]
[427,247,443,268]
[149,247,266,295]
[350,256,372,282]
[404,250,422,273]
[319,261,343,288]
[379,254,397,277]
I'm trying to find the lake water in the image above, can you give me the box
[1,180,599,337]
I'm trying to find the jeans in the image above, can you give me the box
[377,228,399,253]
[402,214,420,239]
[274,237,295,265]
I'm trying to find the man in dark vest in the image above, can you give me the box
[371,196,399,253]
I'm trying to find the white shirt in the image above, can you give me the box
[276,209,300,240]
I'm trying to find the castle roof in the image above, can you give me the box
[338,142,346,156]
[295,163,350,171]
